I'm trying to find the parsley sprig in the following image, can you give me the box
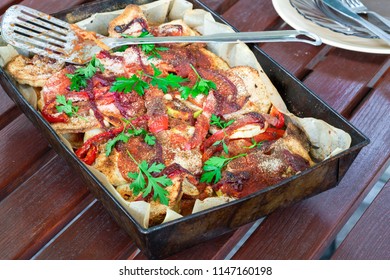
[245,138,265,149]
[179,64,217,100]
[55,95,86,120]
[110,64,188,95]
[210,114,235,154]
[200,153,247,184]
[126,150,171,205]
[66,56,105,91]
[105,119,156,156]
[146,64,188,93]
[210,114,234,129]
[110,74,149,96]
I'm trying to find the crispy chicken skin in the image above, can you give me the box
[6,55,64,88]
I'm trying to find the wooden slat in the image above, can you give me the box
[0,92,20,130]
[331,180,390,260]
[219,0,324,78]
[17,0,89,13]
[302,49,389,117]
[221,0,281,31]
[0,0,19,14]
[231,67,390,260]
[34,201,137,260]
[0,115,51,200]
[0,155,93,259]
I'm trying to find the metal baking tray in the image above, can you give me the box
[0,0,369,259]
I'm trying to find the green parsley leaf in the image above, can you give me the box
[178,86,192,100]
[147,161,166,174]
[245,138,265,149]
[105,121,156,156]
[110,75,150,96]
[210,114,234,129]
[126,151,172,205]
[200,154,247,184]
[105,132,130,156]
[179,64,216,99]
[209,114,234,155]
[66,56,104,91]
[128,127,156,146]
[128,170,146,196]
[146,64,189,93]
[144,134,156,146]
[55,95,79,117]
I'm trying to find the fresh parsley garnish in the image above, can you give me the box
[245,138,265,149]
[110,65,187,95]
[210,114,234,129]
[126,150,171,205]
[210,114,234,154]
[128,127,156,146]
[179,64,217,100]
[105,131,130,156]
[105,119,156,156]
[55,95,87,121]
[55,95,78,117]
[200,153,247,184]
[66,56,104,91]
[110,74,149,96]
[212,139,229,155]
[147,64,188,93]
[120,31,169,59]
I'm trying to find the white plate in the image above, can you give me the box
[272,0,390,54]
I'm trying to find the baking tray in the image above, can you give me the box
[0,0,369,259]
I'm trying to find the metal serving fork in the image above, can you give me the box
[1,5,322,65]
[343,0,390,28]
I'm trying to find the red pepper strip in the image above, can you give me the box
[269,106,285,129]
[75,126,124,165]
[185,92,216,150]
[202,130,225,152]
[76,144,98,165]
[202,143,223,162]
[148,115,169,134]
[41,102,69,123]
[253,127,285,142]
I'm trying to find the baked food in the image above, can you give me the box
[3,1,351,227]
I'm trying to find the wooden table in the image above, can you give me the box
[0,0,389,260]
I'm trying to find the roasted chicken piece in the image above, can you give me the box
[108,5,149,38]
[216,123,313,198]
[5,55,64,88]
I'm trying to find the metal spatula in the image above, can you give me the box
[1,5,322,64]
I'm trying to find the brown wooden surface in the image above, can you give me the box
[331,180,390,260]
[0,0,389,260]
